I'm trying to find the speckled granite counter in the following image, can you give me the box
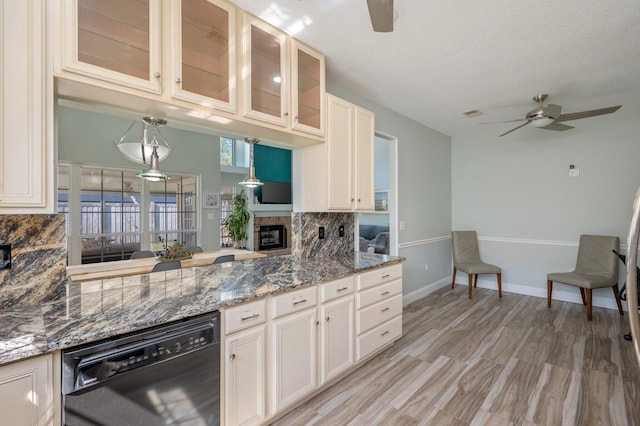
[0,252,403,366]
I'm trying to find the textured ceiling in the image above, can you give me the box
[230,0,640,138]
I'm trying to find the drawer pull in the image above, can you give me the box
[326,316,330,322]
[229,353,236,360]
[381,307,390,313]
[381,274,391,279]
[315,320,320,326]
[381,331,389,337]
[293,299,308,306]
[240,313,260,321]
[381,291,390,296]
[337,287,348,292]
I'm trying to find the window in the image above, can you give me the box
[58,164,199,264]
[220,137,249,168]
[220,185,234,247]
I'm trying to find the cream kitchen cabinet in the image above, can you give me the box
[0,354,54,426]
[169,0,237,113]
[60,0,162,93]
[0,0,54,212]
[295,94,374,212]
[223,299,266,426]
[318,277,354,385]
[242,14,325,136]
[269,285,317,413]
[355,264,403,361]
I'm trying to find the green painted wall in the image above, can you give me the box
[254,144,292,183]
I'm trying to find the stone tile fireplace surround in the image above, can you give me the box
[253,215,292,256]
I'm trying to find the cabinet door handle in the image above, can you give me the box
[381,291,390,296]
[241,313,259,321]
[292,299,308,306]
[315,320,320,326]
[381,331,389,337]
[283,112,289,117]
[382,274,391,279]
[175,77,182,83]
[358,198,361,202]
[229,353,236,360]
[337,287,348,292]
[381,307,390,313]
[351,198,355,202]
[153,72,161,78]
[326,316,330,322]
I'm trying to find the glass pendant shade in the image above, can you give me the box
[239,137,263,188]
[115,117,172,164]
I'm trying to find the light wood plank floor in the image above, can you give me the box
[270,286,640,425]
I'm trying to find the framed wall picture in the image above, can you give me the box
[204,192,219,208]
[375,190,389,212]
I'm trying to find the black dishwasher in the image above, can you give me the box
[62,311,220,426]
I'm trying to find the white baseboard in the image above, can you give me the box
[403,277,451,306]
[454,277,627,312]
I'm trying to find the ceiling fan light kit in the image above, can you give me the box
[487,94,621,137]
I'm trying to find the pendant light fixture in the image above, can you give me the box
[239,137,264,188]
[136,145,171,181]
[114,116,172,164]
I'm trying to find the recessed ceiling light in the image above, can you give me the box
[463,110,483,118]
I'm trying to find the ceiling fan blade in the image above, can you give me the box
[480,118,526,125]
[366,0,394,32]
[556,105,621,122]
[540,123,574,132]
[499,121,529,137]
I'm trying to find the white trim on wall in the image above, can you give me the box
[403,276,450,306]
[399,235,450,249]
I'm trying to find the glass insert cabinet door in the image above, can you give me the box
[291,40,325,136]
[171,0,237,113]
[63,0,162,93]
[242,14,289,127]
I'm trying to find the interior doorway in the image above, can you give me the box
[357,132,398,256]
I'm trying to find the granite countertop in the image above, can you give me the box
[0,252,403,366]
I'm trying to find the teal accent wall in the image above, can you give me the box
[254,144,291,183]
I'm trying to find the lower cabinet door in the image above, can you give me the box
[0,354,52,426]
[320,296,354,384]
[225,325,266,426]
[271,308,317,412]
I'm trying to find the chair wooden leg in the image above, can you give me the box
[547,280,552,308]
[474,274,478,288]
[612,284,624,316]
[468,273,473,299]
[451,267,457,289]
[586,288,593,321]
[497,273,502,298]
[579,288,586,305]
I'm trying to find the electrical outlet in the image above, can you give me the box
[425,263,429,271]
[319,226,325,239]
[339,225,344,237]
[0,244,11,270]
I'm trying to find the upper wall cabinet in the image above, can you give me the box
[61,0,162,93]
[242,14,288,127]
[0,0,54,212]
[294,94,374,212]
[242,14,325,137]
[170,0,237,113]
[291,40,325,136]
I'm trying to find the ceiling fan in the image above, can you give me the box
[367,0,394,32]
[484,94,621,137]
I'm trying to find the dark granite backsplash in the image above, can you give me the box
[291,212,355,259]
[0,214,67,308]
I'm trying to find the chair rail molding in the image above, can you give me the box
[398,235,450,249]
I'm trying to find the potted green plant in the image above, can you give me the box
[223,189,251,248]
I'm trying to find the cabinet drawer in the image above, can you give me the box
[272,286,317,319]
[356,294,403,335]
[356,315,402,361]
[356,279,402,309]
[357,264,403,291]
[320,276,354,303]
[224,299,266,335]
